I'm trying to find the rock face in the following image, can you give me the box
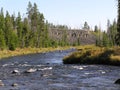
[48,28,96,45]
[115,79,120,84]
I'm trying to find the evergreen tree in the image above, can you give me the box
[0,29,6,50]
[11,13,16,30]
[108,20,117,46]
[26,2,35,47]
[9,30,18,50]
[4,11,18,50]
[116,0,120,45]
[22,18,30,47]
[95,26,103,47]
[32,3,40,47]
[0,8,5,32]
[4,11,13,48]
[107,19,111,31]
[16,12,23,47]
[83,21,90,30]
[26,2,38,47]
[31,3,38,31]
[94,25,99,33]
[37,13,45,47]
[102,32,109,47]
[27,1,33,29]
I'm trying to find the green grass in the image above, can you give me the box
[63,45,120,66]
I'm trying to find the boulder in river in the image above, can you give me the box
[25,68,37,73]
[115,79,120,84]
[0,80,4,86]
[12,70,20,74]
[12,83,18,87]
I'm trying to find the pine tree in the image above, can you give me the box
[26,2,39,47]
[4,11,18,50]
[108,20,117,46]
[16,12,23,48]
[37,13,45,47]
[27,1,33,29]
[0,29,6,50]
[9,30,18,50]
[94,25,99,33]
[4,11,13,48]
[102,32,109,47]
[83,21,90,30]
[116,0,120,45]
[22,18,30,47]
[11,13,16,30]
[0,8,5,32]
[26,4,35,47]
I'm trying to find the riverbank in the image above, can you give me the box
[0,46,73,59]
[63,45,120,66]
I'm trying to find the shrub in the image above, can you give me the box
[63,46,120,66]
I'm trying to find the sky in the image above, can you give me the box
[0,0,117,30]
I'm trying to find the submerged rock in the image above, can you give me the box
[101,71,106,74]
[72,66,84,70]
[37,67,52,71]
[115,79,120,84]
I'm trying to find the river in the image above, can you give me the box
[0,49,120,90]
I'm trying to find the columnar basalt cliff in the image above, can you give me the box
[48,28,96,45]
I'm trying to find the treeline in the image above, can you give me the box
[0,2,70,50]
[93,19,117,47]
[77,20,118,47]
[0,1,119,51]
[116,0,120,45]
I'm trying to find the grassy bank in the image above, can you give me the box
[0,46,72,59]
[63,45,120,66]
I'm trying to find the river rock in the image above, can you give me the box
[0,80,4,86]
[46,63,50,65]
[115,79,120,84]
[12,70,20,74]
[12,83,18,87]
[25,68,37,73]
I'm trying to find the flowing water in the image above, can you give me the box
[0,49,120,90]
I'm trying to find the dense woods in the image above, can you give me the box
[95,19,117,47]
[116,0,120,45]
[0,2,52,50]
[0,1,119,51]
[0,2,77,51]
